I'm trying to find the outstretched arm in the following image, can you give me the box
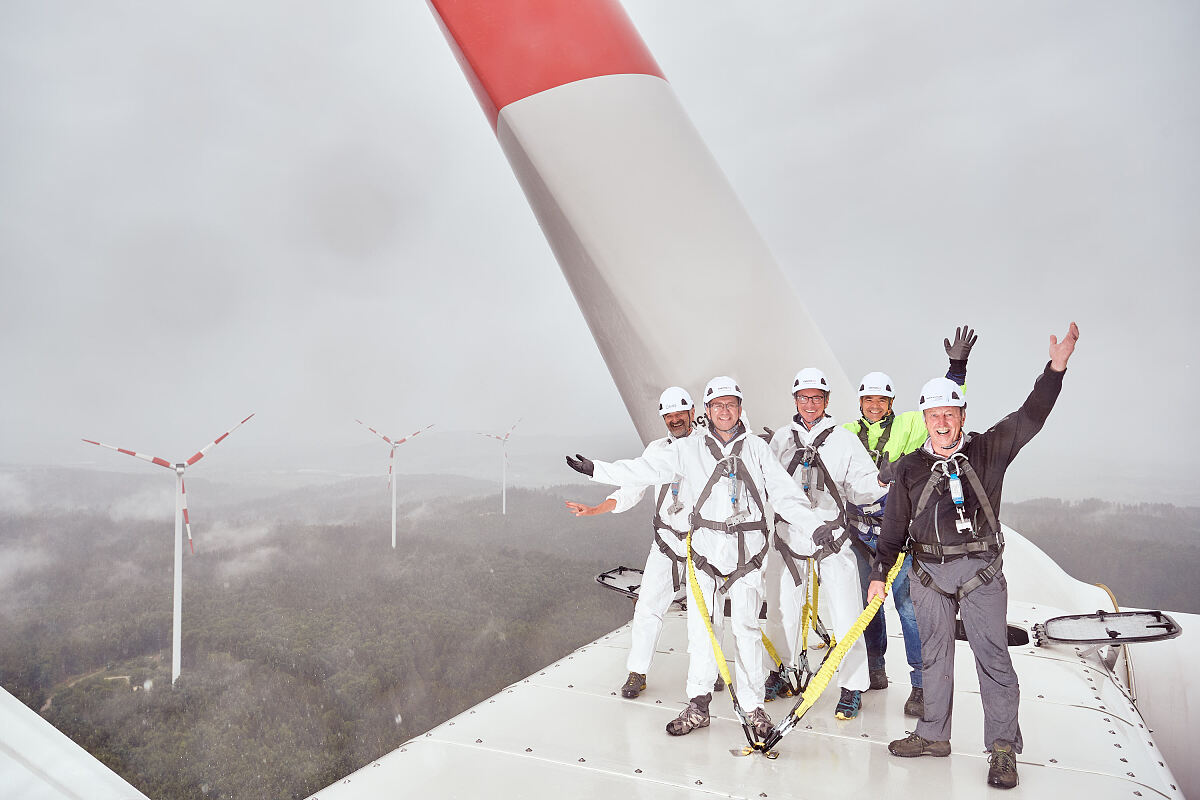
[1049,321,1080,372]
[565,498,617,517]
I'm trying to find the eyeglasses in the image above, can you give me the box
[795,395,826,405]
[708,401,741,412]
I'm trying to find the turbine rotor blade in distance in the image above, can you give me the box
[503,418,522,441]
[81,438,173,470]
[355,418,395,445]
[186,413,255,466]
[393,423,435,446]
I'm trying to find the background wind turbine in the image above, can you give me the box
[478,419,520,515]
[82,413,254,684]
[355,420,434,548]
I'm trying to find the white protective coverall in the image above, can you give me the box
[606,435,723,675]
[592,423,829,711]
[768,415,886,692]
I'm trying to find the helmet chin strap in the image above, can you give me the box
[934,432,964,453]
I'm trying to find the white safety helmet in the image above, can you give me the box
[858,371,896,399]
[703,376,743,403]
[658,387,694,416]
[918,377,966,411]
[792,367,830,395]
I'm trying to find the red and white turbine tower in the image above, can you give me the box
[82,413,254,684]
[355,420,433,548]
[478,419,520,515]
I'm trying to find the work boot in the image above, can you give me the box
[888,731,951,757]
[904,687,924,717]
[987,740,1019,789]
[869,667,888,690]
[763,670,793,701]
[834,688,862,720]
[620,671,646,699]
[665,694,711,736]
[748,707,773,740]
[713,675,725,692]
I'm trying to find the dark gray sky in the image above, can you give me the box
[2,2,1197,503]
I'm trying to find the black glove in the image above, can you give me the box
[812,522,841,553]
[565,453,594,477]
[944,325,977,361]
[758,426,775,443]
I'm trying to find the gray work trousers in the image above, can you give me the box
[911,557,1023,752]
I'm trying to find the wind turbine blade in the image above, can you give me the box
[81,438,173,469]
[181,477,194,555]
[387,447,394,491]
[476,432,504,441]
[355,418,395,445]
[394,423,435,445]
[504,418,522,440]
[186,413,255,466]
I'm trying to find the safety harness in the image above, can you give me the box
[651,481,689,591]
[908,446,1004,602]
[687,435,770,594]
[854,412,895,468]
[776,426,852,573]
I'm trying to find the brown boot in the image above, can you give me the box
[666,694,711,736]
[620,672,646,699]
[888,732,951,757]
[987,740,1019,789]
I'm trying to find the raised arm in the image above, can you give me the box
[944,324,977,386]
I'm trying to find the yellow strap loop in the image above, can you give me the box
[790,552,906,720]
[685,528,735,689]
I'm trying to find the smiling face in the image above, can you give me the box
[860,395,893,424]
[794,389,828,426]
[923,405,965,452]
[706,396,742,433]
[662,409,695,438]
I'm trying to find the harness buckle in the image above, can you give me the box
[667,501,684,515]
[725,509,751,527]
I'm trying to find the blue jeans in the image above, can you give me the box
[855,529,922,687]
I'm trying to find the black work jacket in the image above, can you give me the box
[869,362,1065,583]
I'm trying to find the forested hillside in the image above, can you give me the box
[0,474,642,799]
[0,468,1196,799]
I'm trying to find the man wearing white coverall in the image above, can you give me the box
[567,376,830,739]
[564,387,723,700]
[768,367,886,720]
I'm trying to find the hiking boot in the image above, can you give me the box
[904,687,924,717]
[764,670,793,701]
[620,672,646,699]
[888,731,951,757]
[714,675,725,692]
[987,740,1019,789]
[869,667,888,690]
[665,694,711,736]
[748,707,774,740]
[834,688,862,720]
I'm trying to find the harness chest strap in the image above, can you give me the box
[910,447,1004,601]
[855,414,894,468]
[687,436,770,593]
[784,426,853,555]
[912,446,1000,535]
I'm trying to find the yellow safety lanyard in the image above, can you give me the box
[760,552,907,753]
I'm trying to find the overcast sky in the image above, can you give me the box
[2,2,1197,504]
